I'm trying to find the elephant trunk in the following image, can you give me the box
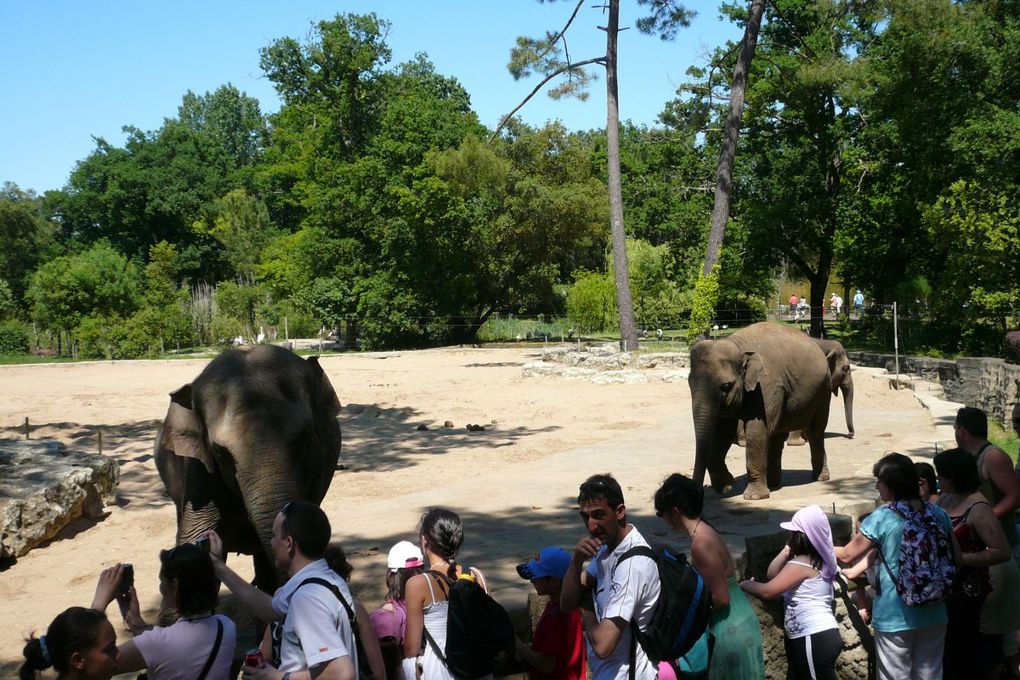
[237,459,304,587]
[692,395,739,493]
[842,379,855,437]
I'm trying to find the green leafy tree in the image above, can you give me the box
[204,189,280,283]
[499,0,695,350]
[0,183,59,311]
[27,241,141,351]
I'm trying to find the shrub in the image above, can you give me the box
[0,319,30,354]
[566,270,617,333]
[687,271,720,346]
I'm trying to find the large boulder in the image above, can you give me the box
[0,439,118,562]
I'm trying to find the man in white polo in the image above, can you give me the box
[211,501,358,680]
[561,473,660,680]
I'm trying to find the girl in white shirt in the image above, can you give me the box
[741,505,841,680]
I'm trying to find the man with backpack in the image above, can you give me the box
[561,474,661,680]
[209,501,362,680]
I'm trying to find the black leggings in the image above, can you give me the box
[784,628,842,680]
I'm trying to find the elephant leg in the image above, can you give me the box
[767,432,787,488]
[809,431,830,481]
[743,419,770,500]
[252,543,278,593]
[787,430,807,446]
[735,420,747,447]
[708,418,738,493]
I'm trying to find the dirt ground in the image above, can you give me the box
[0,346,944,675]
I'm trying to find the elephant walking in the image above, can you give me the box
[155,344,342,591]
[688,322,834,500]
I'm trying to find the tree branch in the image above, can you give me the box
[489,57,606,141]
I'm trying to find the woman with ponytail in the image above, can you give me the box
[20,607,119,680]
[402,508,491,680]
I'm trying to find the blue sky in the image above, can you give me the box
[0,1,740,194]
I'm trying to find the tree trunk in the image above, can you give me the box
[605,0,639,351]
[703,0,765,276]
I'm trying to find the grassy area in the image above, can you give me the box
[0,353,78,365]
[989,420,1020,465]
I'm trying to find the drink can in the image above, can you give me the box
[244,648,265,668]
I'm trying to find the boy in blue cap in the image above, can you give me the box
[516,546,586,680]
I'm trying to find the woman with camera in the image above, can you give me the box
[91,543,237,680]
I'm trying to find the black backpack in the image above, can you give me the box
[422,571,516,679]
[616,545,713,663]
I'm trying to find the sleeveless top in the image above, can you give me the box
[783,560,838,639]
[419,570,493,680]
[950,501,992,598]
[975,443,1018,548]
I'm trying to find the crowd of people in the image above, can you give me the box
[20,404,1020,680]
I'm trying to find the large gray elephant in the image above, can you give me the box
[689,322,834,500]
[154,344,342,591]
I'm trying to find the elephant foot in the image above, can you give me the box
[767,476,784,490]
[787,434,807,447]
[744,482,771,500]
[846,431,855,439]
[710,470,736,495]
[813,467,831,482]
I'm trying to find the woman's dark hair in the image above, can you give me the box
[20,607,109,680]
[915,462,938,497]
[386,565,425,601]
[934,448,980,494]
[873,452,921,500]
[325,543,354,582]
[787,531,823,569]
[653,473,704,518]
[420,508,464,579]
[160,543,219,617]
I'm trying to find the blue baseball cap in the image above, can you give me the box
[516,546,571,581]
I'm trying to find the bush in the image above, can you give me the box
[566,270,617,333]
[0,319,30,354]
[687,271,720,345]
[1006,331,1020,365]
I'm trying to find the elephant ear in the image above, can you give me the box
[824,348,841,395]
[306,356,342,415]
[162,384,216,474]
[742,351,766,392]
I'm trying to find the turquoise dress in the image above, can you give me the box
[708,575,766,679]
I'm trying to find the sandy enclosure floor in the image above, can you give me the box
[0,346,942,674]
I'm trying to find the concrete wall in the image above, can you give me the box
[847,352,1020,426]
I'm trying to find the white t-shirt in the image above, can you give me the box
[584,526,661,680]
[134,614,236,680]
[272,560,357,673]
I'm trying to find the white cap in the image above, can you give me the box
[387,540,424,571]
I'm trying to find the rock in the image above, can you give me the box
[661,370,690,382]
[0,439,119,562]
[415,424,428,431]
[635,353,689,370]
[443,420,454,429]
[559,367,598,381]
[591,370,647,385]
[521,361,561,378]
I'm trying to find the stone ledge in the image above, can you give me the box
[0,439,119,562]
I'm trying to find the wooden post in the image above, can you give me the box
[97,430,103,456]
[24,417,30,439]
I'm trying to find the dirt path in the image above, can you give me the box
[0,347,944,674]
